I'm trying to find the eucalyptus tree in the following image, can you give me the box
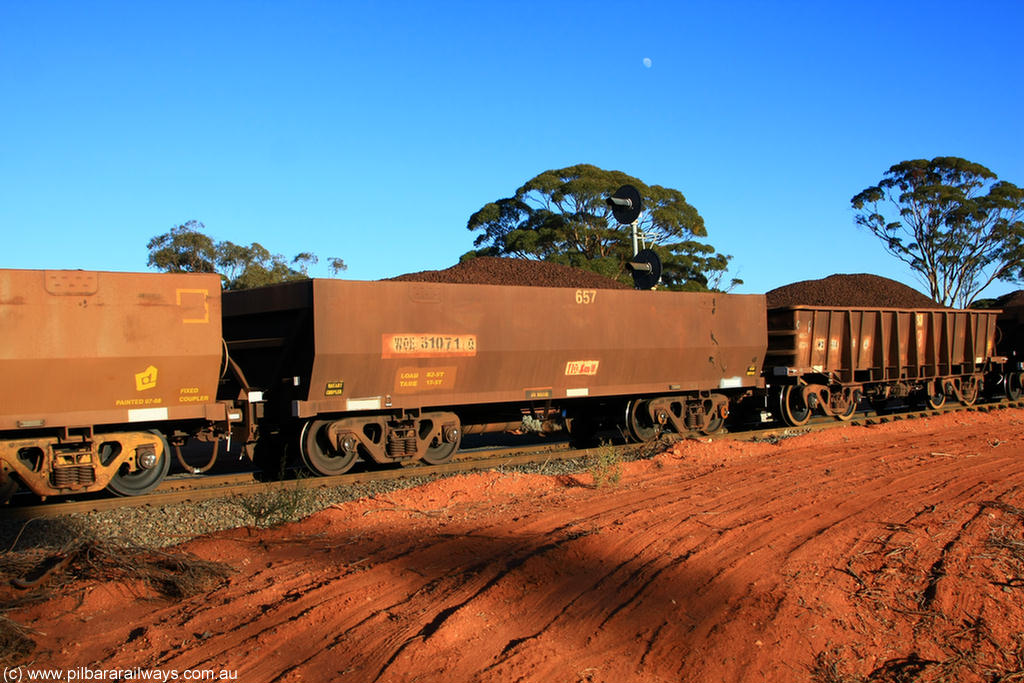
[147,220,346,290]
[465,164,739,291]
[852,157,1024,307]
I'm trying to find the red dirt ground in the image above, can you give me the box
[10,410,1024,682]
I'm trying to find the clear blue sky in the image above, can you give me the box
[2,1,1023,299]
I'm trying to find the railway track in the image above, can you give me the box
[3,441,601,519]
[6,399,1024,520]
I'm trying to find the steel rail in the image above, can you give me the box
[3,442,597,519]
[6,399,1024,520]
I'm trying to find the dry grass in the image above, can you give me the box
[819,506,1024,683]
[980,500,1024,520]
[981,632,1024,682]
[230,479,313,528]
[0,540,235,666]
[988,529,1024,565]
[808,649,867,683]
[2,540,234,599]
[0,615,35,668]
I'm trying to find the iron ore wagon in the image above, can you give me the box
[765,305,1007,425]
[219,278,768,475]
[0,269,239,500]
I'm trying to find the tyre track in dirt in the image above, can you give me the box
[11,410,1024,682]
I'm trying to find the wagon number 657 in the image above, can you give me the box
[575,289,597,304]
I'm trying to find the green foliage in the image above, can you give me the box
[147,221,347,290]
[851,157,1024,307]
[464,164,740,291]
[328,257,348,275]
[588,443,623,488]
[146,220,219,274]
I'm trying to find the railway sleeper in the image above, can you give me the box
[0,430,170,500]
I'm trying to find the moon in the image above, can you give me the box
[642,57,652,68]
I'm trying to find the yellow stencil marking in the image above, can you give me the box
[179,387,210,403]
[574,289,597,304]
[394,366,457,393]
[135,365,158,391]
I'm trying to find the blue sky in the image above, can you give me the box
[2,1,1023,299]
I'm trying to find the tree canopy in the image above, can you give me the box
[851,157,1024,307]
[147,221,346,290]
[464,164,739,291]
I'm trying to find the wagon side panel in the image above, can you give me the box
[235,280,769,416]
[766,305,1001,382]
[0,270,224,430]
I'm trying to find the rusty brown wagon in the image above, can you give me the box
[0,269,240,499]
[765,306,1007,426]
[221,279,769,475]
[995,296,1024,399]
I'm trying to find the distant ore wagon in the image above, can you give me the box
[766,305,1005,425]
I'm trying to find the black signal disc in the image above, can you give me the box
[607,184,642,224]
[630,248,662,290]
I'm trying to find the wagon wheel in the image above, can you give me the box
[834,390,860,422]
[1006,372,1023,401]
[701,405,725,434]
[422,423,461,465]
[778,386,811,427]
[625,400,660,442]
[958,378,979,407]
[300,420,358,476]
[926,387,946,410]
[105,431,171,497]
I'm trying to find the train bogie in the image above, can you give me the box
[996,297,1024,400]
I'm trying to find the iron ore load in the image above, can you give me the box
[0,264,1020,502]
